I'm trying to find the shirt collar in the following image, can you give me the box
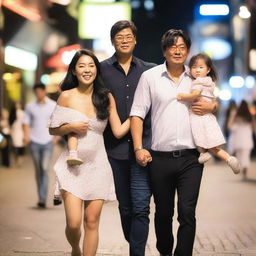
[36,96,50,105]
[161,61,191,78]
[110,53,137,67]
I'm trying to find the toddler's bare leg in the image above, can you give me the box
[209,146,241,174]
[198,146,212,164]
[67,134,83,166]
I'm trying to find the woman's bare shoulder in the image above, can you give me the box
[57,90,73,107]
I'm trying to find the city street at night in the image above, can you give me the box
[0,145,256,256]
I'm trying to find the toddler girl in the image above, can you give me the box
[177,53,241,174]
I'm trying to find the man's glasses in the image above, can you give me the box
[169,44,187,53]
[115,35,134,42]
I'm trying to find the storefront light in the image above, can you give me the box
[199,4,229,16]
[239,5,251,19]
[219,89,232,101]
[4,46,38,71]
[229,75,245,88]
[245,76,255,88]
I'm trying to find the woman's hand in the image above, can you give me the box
[69,121,89,136]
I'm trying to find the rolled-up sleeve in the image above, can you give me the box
[130,72,151,120]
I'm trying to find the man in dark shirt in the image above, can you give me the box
[101,20,156,256]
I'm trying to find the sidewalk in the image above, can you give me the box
[0,145,256,256]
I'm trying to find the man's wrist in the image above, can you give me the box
[134,145,143,153]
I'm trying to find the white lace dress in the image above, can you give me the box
[49,105,116,201]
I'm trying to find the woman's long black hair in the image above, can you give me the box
[60,49,109,120]
[236,100,253,123]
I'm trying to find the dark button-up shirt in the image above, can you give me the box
[101,54,156,160]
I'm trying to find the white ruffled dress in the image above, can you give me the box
[190,77,226,149]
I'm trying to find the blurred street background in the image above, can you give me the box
[1,0,256,255]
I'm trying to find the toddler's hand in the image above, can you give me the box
[177,94,183,101]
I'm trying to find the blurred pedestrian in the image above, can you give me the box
[228,100,256,180]
[0,108,11,167]
[100,20,156,256]
[9,102,25,167]
[224,100,237,139]
[49,49,130,256]
[176,53,241,174]
[23,83,56,208]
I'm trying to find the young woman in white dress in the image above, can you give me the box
[49,49,130,256]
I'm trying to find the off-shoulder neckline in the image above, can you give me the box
[56,105,97,120]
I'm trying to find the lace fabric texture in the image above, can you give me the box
[49,105,116,201]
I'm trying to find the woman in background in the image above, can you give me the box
[228,100,256,180]
[9,102,25,166]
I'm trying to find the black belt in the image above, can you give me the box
[151,149,198,158]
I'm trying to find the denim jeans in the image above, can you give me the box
[108,157,152,256]
[30,141,53,202]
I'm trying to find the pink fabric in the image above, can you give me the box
[190,77,225,149]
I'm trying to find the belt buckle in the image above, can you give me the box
[173,150,181,157]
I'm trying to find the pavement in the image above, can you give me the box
[0,145,256,256]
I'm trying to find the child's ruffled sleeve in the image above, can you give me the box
[191,78,203,92]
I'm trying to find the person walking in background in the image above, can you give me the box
[228,100,256,180]
[177,53,241,174]
[9,102,25,167]
[130,29,217,256]
[23,83,56,208]
[0,108,11,168]
[49,49,130,256]
[100,20,156,256]
[224,100,237,140]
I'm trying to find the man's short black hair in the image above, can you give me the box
[110,20,137,40]
[33,83,46,90]
[161,29,191,52]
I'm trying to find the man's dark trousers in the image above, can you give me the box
[149,149,203,256]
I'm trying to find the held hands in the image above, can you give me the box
[135,149,152,167]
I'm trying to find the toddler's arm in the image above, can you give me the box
[177,90,201,102]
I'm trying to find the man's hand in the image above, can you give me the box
[191,100,217,115]
[135,149,152,167]
[69,121,89,136]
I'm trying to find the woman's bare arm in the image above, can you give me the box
[108,93,130,139]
